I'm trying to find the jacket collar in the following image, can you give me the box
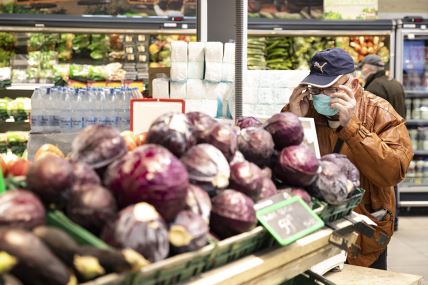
[364,70,386,88]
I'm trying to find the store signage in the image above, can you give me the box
[256,195,324,246]
[130,98,185,134]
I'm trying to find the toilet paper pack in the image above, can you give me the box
[152,78,169,99]
[170,81,187,99]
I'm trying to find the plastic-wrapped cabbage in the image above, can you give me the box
[321,153,360,189]
[308,160,354,205]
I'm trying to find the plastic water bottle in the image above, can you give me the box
[44,88,56,133]
[82,88,96,127]
[51,87,61,132]
[96,88,109,125]
[59,88,72,132]
[71,89,83,132]
[30,88,44,133]
[105,89,117,127]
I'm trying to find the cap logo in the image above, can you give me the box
[314,62,327,74]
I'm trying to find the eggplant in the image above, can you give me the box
[33,226,147,278]
[0,275,23,285]
[0,227,77,285]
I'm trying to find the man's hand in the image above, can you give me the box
[330,85,357,127]
[288,85,310,117]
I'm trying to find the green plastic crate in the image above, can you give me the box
[312,188,365,224]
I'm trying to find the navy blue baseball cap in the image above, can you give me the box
[301,48,355,88]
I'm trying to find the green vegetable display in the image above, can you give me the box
[248,37,267,70]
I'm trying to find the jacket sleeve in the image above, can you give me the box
[338,113,413,188]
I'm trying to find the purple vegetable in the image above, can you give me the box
[146,112,196,157]
[308,160,354,205]
[181,144,230,197]
[321,153,360,189]
[71,125,127,169]
[204,122,238,162]
[186,112,217,142]
[0,228,76,285]
[238,127,274,167]
[210,190,257,239]
[0,190,45,230]
[169,211,208,254]
[104,144,189,222]
[281,188,312,207]
[27,155,73,206]
[257,178,278,201]
[66,184,118,234]
[184,184,212,224]
[101,203,169,262]
[264,112,304,150]
[236,117,263,129]
[261,167,272,179]
[229,161,264,200]
[274,144,320,187]
[71,162,101,190]
[230,151,246,165]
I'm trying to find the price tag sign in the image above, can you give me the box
[256,195,324,246]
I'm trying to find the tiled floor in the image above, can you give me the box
[389,216,428,284]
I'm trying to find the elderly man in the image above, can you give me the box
[282,48,413,270]
[359,54,406,118]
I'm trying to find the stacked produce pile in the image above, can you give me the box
[0,131,28,157]
[247,37,267,70]
[335,36,390,63]
[249,36,389,70]
[0,97,31,122]
[0,111,360,284]
[0,33,15,68]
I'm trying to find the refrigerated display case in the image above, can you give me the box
[247,19,395,76]
[395,18,428,209]
[0,13,196,133]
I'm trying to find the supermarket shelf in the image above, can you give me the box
[399,201,428,207]
[406,120,428,126]
[405,90,428,95]
[6,83,54,91]
[399,186,428,193]
[182,218,359,285]
[0,122,30,132]
[0,14,196,34]
[248,19,395,35]
[414,150,428,156]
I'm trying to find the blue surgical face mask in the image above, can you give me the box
[312,93,338,117]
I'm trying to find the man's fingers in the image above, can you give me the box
[331,103,348,113]
[330,97,348,107]
[338,85,354,98]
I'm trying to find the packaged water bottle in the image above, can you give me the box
[82,88,97,127]
[105,89,117,127]
[44,88,56,133]
[59,88,72,132]
[30,88,43,133]
[51,87,61,132]
[71,89,84,132]
[96,88,109,125]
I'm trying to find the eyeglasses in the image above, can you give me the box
[307,77,351,95]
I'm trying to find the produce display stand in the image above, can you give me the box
[181,217,359,285]
[79,212,364,285]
